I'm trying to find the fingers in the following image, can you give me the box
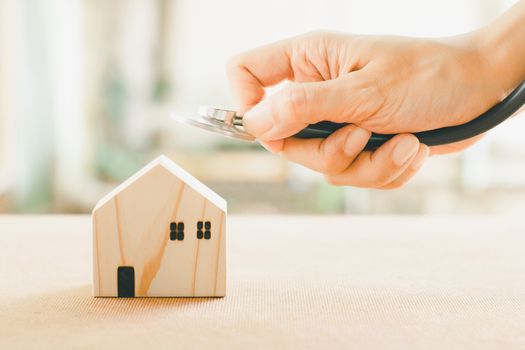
[378,144,429,189]
[226,39,294,113]
[243,79,346,141]
[323,133,420,188]
[262,126,423,188]
[243,73,381,141]
[228,35,384,142]
[261,127,427,188]
[274,124,371,175]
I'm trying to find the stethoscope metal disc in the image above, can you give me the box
[171,109,256,141]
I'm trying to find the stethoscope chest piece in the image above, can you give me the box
[171,107,255,141]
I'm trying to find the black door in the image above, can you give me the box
[117,266,135,297]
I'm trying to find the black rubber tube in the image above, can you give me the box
[294,80,525,150]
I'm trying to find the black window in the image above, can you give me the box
[170,221,184,241]
[197,221,203,239]
[204,221,211,239]
[197,221,211,240]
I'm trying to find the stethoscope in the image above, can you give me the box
[172,80,525,150]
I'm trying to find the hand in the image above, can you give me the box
[227,25,523,187]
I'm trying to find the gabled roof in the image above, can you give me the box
[93,155,227,212]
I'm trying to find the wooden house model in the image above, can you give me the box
[92,155,226,297]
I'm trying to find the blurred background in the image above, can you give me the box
[0,0,523,214]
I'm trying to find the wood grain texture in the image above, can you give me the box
[92,156,226,297]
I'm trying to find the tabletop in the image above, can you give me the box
[1,215,524,349]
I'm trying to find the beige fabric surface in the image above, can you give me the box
[1,215,524,349]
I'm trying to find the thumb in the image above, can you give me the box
[243,74,378,141]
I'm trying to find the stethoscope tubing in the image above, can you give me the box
[294,80,525,150]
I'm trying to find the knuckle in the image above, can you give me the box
[318,143,335,173]
[318,157,332,174]
[319,159,339,175]
[343,78,388,126]
[226,55,243,75]
[281,84,307,118]
[318,143,345,175]
[364,85,383,112]
[318,126,355,175]
[368,171,392,188]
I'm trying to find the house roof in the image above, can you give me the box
[93,155,227,212]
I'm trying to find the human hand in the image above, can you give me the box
[227,27,523,187]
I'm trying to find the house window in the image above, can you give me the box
[197,221,211,240]
[170,221,184,241]
[204,221,211,239]
[197,221,203,239]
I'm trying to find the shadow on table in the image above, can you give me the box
[7,285,223,320]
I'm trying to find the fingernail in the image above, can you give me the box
[243,102,274,136]
[411,145,429,170]
[392,137,419,166]
[344,127,371,155]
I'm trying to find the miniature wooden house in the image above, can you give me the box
[92,155,226,297]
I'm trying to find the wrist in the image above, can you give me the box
[473,33,525,95]
[472,1,525,95]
